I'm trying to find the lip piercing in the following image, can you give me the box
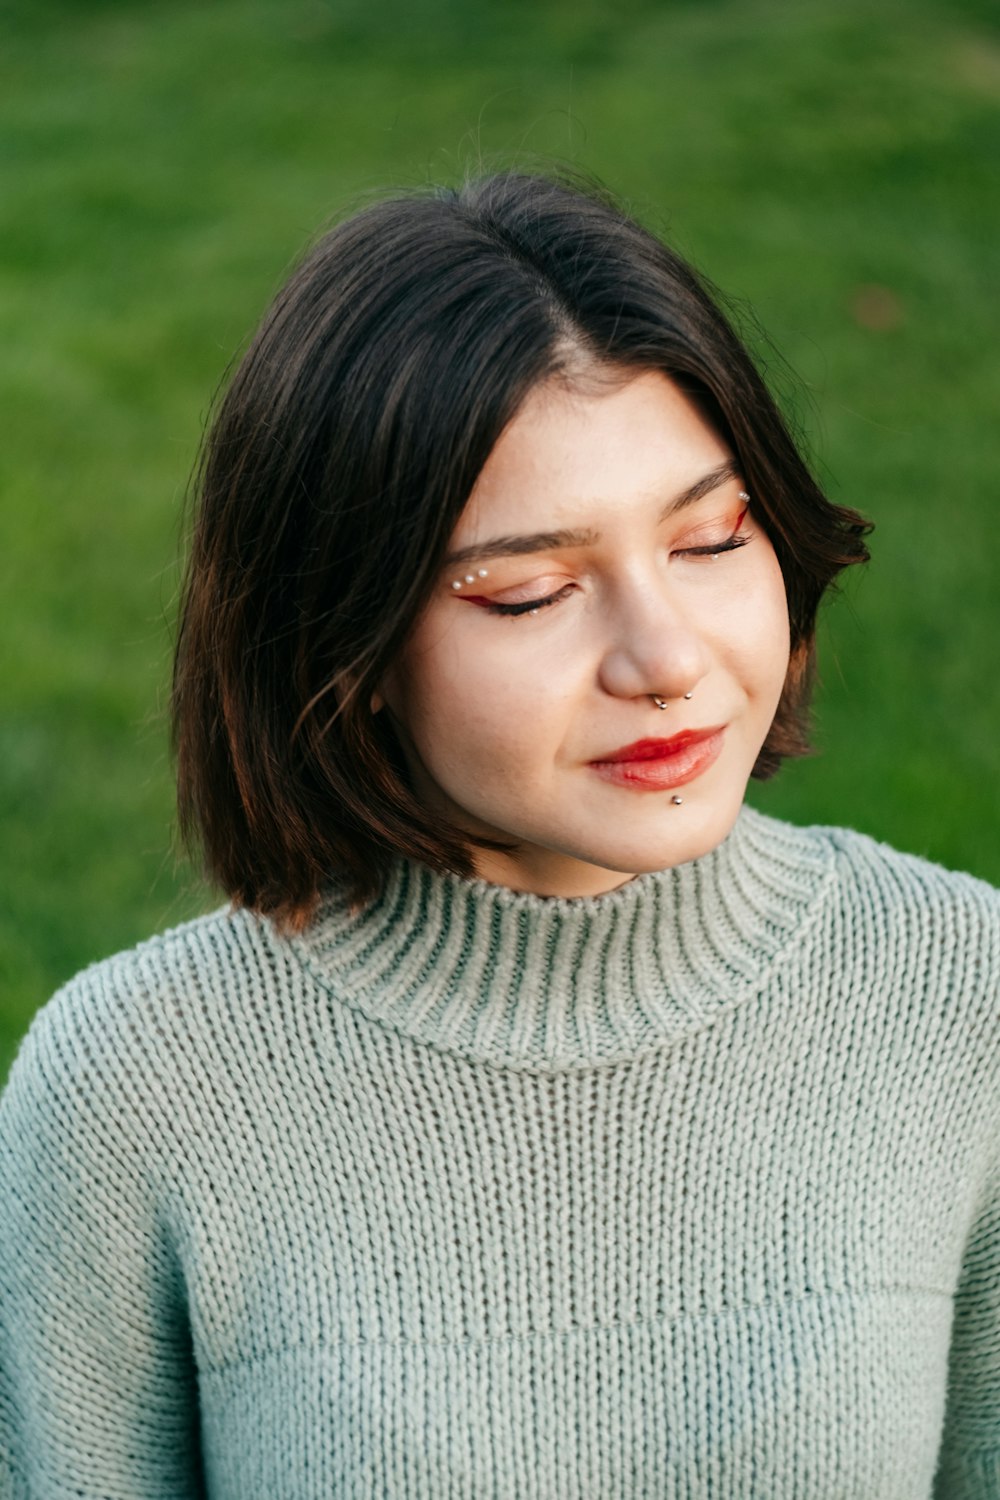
[671,796,683,805]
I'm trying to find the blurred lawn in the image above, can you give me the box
[2,0,999,1081]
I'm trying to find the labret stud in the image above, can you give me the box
[671,796,683,806]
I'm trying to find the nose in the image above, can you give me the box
[596,579,710,703]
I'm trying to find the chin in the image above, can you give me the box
[586,801,745,875]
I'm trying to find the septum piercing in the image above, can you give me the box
[451,570,689,805]
[451,570,699,709]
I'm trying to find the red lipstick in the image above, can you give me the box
[589,728,726,790]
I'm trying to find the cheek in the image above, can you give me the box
[765,549,792,642]
[759,558,792,690]
[718,548,790,690]
[391,624,556,776]
[423,610,581,709]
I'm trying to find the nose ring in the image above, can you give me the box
[651,692,694,709]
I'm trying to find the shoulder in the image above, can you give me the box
[1,903,291,1144]
[758,811,1000,1019]
[743,813,1000,1144]
[744,807,999,1000]
[813,819,1000,931]
[20,902,281,1048]
[746,806,998,922]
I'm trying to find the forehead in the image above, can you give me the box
[455,370,731,543]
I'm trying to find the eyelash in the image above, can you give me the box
[484,528,753,617]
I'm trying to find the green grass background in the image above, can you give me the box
[2,0,999,1082]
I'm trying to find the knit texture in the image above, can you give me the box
[1,807,998,1498]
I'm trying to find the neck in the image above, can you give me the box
[292,807,834,1070]
[470,846,639,900]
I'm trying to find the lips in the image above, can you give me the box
[589,727,726,790]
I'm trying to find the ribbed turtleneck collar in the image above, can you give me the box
[292,807,835,1071]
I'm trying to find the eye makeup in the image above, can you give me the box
[451,567,491,591]
[482,584,576,618]
[676,503,751,560]
[447,489,754,617]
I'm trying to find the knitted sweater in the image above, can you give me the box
[1,808,998,1499]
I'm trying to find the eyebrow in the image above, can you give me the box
[442,459,742,570]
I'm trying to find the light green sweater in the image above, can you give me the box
[1,808,998,1498]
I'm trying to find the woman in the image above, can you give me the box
[1,171,997,1499]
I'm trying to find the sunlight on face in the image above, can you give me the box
[378,369,791,897]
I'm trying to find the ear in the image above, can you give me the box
[370,662,399,717]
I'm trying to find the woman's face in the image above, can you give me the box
[378,369,791,897]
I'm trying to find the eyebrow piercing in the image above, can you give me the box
[451,568,490,591]
[450,495,750,592]
[709,488,750,560]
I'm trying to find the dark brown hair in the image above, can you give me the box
[172,170,871,927]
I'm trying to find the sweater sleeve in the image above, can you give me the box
[933,1155,1000,1497]
[0,990,204,1499]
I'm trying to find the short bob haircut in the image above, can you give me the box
[172,170,871,929]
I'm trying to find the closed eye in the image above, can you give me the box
[472,507,753,617]
[674,505,753,559]
[676,531,752,559]
[482,583,576,617]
